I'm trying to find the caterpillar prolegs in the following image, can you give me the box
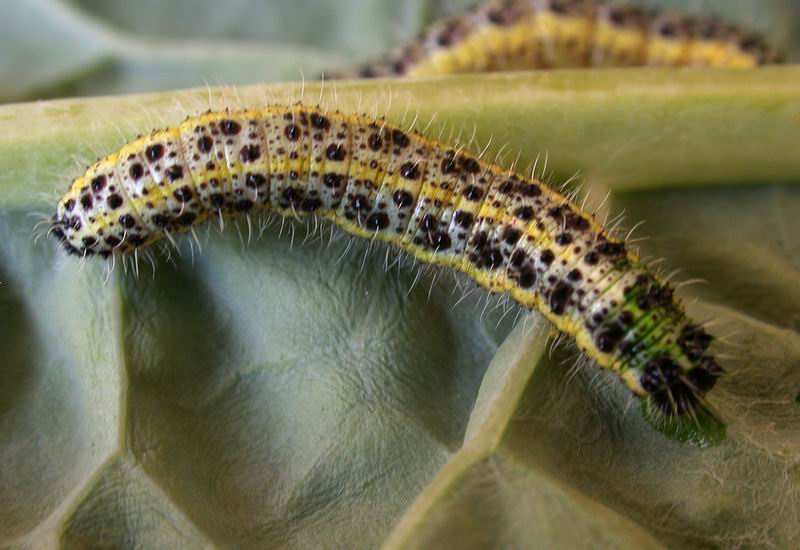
[345,0,779,78]
[51,104,721,422]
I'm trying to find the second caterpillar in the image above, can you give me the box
[345,0,780,78]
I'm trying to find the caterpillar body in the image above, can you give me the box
[346,0,779,78]
[51,104,720,419]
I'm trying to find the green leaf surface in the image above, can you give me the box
[1,0,800,549]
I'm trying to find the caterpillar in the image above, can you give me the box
[50,103,721,423]
[344,0,780,78]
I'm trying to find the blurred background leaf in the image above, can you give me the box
[0,1,799,549]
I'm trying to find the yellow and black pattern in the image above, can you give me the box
[346,0,779,78]
[52,104,721,416]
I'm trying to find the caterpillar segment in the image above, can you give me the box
[51,104,722,417]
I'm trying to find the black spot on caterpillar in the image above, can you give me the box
[342,0,780,78]
[50,103,723,424]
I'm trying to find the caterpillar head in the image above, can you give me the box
[639,344,723,416]
[594,271,726,443]
[638,322,726,446]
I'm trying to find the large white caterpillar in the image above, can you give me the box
[51,104,721,420]
[344,0,779,78]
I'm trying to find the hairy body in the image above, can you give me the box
[51,104,720,417]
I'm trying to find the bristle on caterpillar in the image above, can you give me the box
[50,102,724,423]
[341,0,780,78]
